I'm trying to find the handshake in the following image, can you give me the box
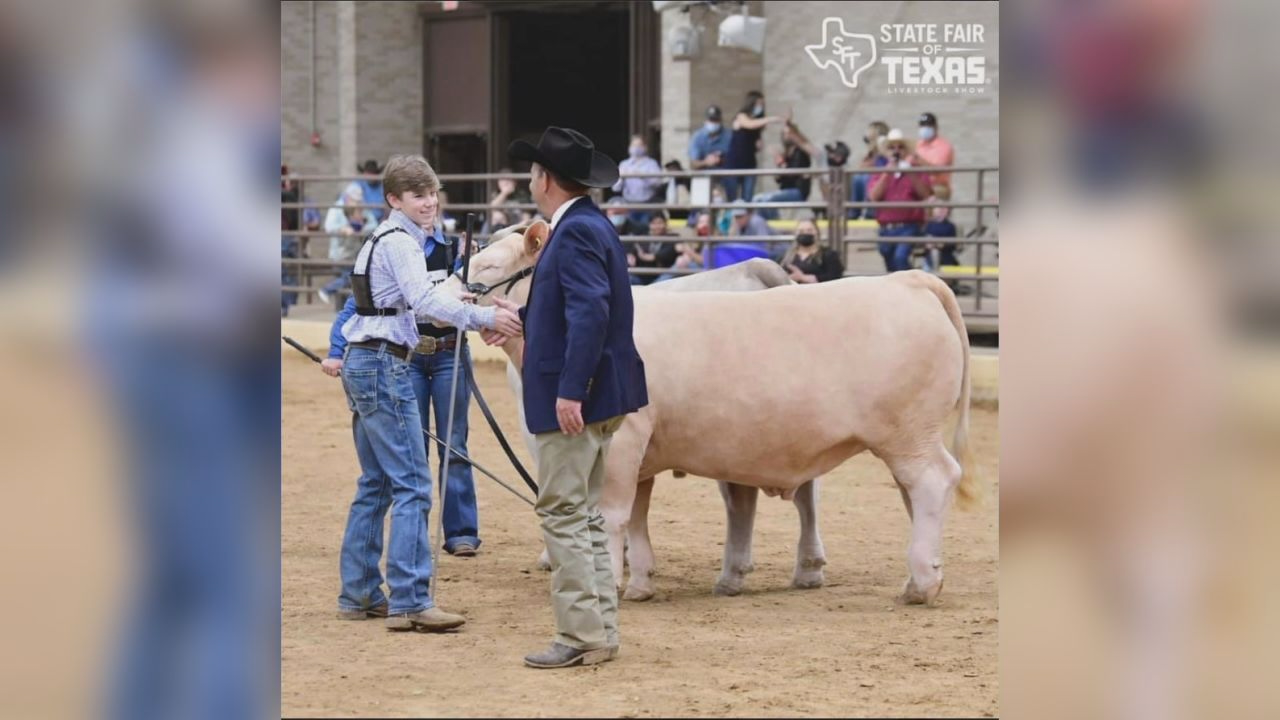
[481,296,524,346]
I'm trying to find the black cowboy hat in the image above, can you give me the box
[508,126,619,188]
[357,158,384,174]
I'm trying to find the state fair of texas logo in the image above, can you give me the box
[806,17,990,94]
[804,18,877,88]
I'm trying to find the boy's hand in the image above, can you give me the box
[320,358,343,377]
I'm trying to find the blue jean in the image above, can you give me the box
[338,344,434,615]
[849,174,877,220]
[655,261,701,283]
[407,342,480,553]
[103,342,278,720]
[322,269,352,295]
[282,237,298,315]
[750,187,803,219]
[878,223,922,273]
[720,174,756,203]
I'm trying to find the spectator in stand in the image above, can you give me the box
[626,211,679,286]
[283,207,323,316]
[779,218,844,283]
[605,196,646,239]
[914,112,956,188]
[724,91,783,201]
[785,119,851,220]
[869,128,934,273]
[662,159,691,220]
[850,121,891,219]
[751,121,812,220]
[655,211,710,283]
[281,165,299,231]
[688,105,732,194]
[350,159,386,223]
[727,199,785,261]
[281,167,299,316]
[318,185,375,304]
[922,183,960,271]
[613,134,664,227]
[487,167,531,233]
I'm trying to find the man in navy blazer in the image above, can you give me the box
[488,127,648,669]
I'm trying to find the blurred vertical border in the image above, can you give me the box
[0,0,280,718]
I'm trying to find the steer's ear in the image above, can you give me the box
[524,219,550,256]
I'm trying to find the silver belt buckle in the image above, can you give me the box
[415,336,438,355]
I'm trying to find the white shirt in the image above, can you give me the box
[550,195,587,230]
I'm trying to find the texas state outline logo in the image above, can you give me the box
[804,17,878,89]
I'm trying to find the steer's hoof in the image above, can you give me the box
[899,577,944,607]
[623,585,654,602]
[792,572,825,590]
[713,579,745,597]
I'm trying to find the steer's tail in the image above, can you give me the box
[904,271,981,509]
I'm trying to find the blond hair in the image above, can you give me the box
[381,155,440,205]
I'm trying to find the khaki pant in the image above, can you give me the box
[533,415,624,650]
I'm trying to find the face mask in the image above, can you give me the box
[752,104,765,118]
[705,121,721,134]
[696,225,711,237]
[629,146,645,158]
[796,233,816,247]
[609,214,627,228]
[919,126,936,141]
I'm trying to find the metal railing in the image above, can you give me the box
[282,164,999,319]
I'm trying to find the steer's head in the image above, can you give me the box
[439,219,549,308]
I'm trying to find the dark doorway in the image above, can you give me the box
[428,132,488,207]
[499,8,630,171]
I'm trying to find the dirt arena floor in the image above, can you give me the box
[282,353,999,718]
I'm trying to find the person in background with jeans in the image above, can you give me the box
[613,134,663,227]
[724,90,783,201]
[869,128,933,273]
[688,104,732,194]
[850,120,890,220]
[751,122,811,220]
[922,183,960,271]
[318,186,375,305]
[352,158,386,223]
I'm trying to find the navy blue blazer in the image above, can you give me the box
[519,197,649,435]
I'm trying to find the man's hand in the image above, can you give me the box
[491,296,523,336]
[480,329,508,346]
[556,397,584,435]
[706,151,722,168]
[497,177,516,195]
[321,358,343,377]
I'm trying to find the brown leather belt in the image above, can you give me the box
[349,339,412,361]
[414,334,459,355]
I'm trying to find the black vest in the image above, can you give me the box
[418,235,456,339]
[350,227,458,338]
